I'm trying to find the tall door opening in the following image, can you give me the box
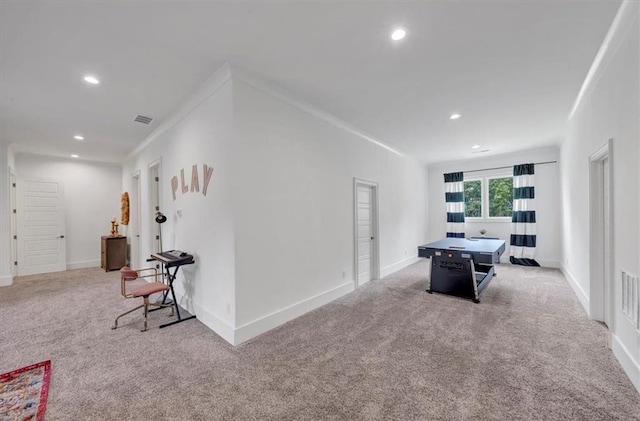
[148,160,161,254]
[17,179,66,275]
[10,169,17,277]
[130,171,141,268]
[589,139,613,332]
[354,179,379,287]
[603,157,611,328]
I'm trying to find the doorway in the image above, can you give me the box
[10,168,17,277]
[148,160,162,254]
[589,139,613,331]
[354,178,379,287]
[130,171,141,268]
[16,178,66,275]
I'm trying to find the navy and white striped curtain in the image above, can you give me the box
[510,163,540,266]
[444,172,465,238]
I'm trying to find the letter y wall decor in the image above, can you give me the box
[171,163,214,201]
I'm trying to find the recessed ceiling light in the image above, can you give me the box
[74,135,84,141]
[450,113,462,120]
[83,75,100,84]
[391,29,406,41]
[70,154,79,158]
[472,145,480,149]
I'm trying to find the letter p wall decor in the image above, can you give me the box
[171,163,214,201]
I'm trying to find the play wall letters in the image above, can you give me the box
[171,163,213,200]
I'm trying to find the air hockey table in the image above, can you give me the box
[418,238,505,303]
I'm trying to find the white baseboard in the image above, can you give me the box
[536,258,561,269]
[560,263,589,313]
[612,333,640,394]
[233,281,355,346]
[381,255,420,279]
[192,301,235,345]
[67,259,100,270]
[172,287,235,345]
[0,274,13,287]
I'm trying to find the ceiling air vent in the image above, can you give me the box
[133,115,153,125]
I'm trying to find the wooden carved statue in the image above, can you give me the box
[110,217,119,237]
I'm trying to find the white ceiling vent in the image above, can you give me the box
[133,115,153,125]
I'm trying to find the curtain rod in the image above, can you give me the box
[463,160,557,174]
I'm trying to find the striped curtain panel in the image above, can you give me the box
[444,172,465,238]
[510,163,540,266]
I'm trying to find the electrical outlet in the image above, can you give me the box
[226,302,231,315]
[342,270,346,279]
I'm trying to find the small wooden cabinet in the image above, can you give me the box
[101,236,127,272]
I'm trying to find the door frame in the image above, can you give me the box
[353,178,380,287]
[130,170,141,268]
[148,158,162,254]
[16,177,67,275]
[589,138,613,328]
[9,167,17,277]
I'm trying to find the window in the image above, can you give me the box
[464,180,482,217]
[464,176,512,219]
[488,177,513,217]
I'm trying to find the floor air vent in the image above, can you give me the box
[134,115,153,125]
[621,269,639,329]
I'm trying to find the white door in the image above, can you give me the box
[603,157,611,327]
[10,170,17,276]
[17,179,66,275]
[148,162,161,254]
[355,182,377,286]
[130,172,141,268]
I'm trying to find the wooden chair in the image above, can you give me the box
[112,266,174,332]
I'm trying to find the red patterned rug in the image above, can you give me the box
[0,360,51,421]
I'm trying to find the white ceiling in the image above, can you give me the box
[0,1,621,164]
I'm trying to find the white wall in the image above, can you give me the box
[15,153,122,269]
[230,78,429,341]
[122,65,238,342]
[122,64,429,345]
[561,0,639,392]
[427,146,561,267]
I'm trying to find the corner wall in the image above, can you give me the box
[123,64,430,345]
[122,65,238,342]
[230,78,429,342]
[561,0,639,392]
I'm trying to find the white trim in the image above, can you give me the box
[233,281,355,346]
[232,69,405,157]
[534,258,561,269]
[612,333,640,394]
[589,139,613,324]
[380,256,420,279]
[0,275,12,287]
[128,63,233,158]
[569,0,637,119]
[168,286,235,344]
[561,263,589,314]
[67,259,100,270]
[353,178,380,287]
[9,167,17,278]
[148,159,162,255]
[192,300,235,345]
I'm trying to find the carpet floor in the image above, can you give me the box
[0,261,639,420]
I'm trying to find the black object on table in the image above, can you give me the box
[149,250,196,328]
[417,238,505,303]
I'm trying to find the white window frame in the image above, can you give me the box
[464,171,513,221]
